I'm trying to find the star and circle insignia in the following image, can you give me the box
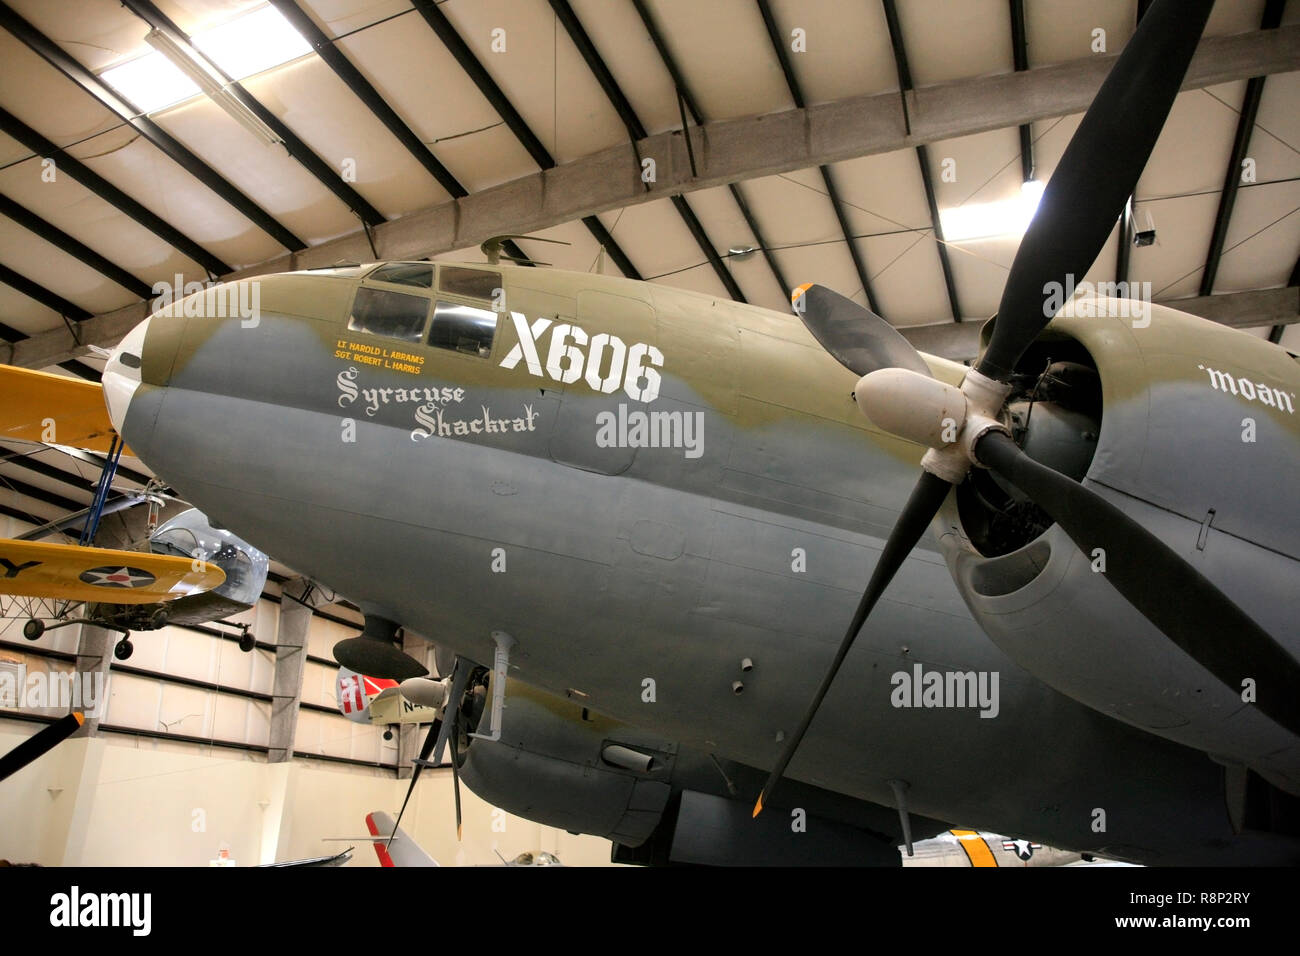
[78,566,157,589]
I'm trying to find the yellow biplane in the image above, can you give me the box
[1,365,241,659]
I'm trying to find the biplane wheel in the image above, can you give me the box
[383,728,394,741]
[238,633,256,653]
[113,638,134,661]
[23,618,45,641]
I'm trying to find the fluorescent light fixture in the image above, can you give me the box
[101,50,201,114]
[144,28,282,145]
[97,4,310,135]
[192,5,312,82]
[940,179,1046,242]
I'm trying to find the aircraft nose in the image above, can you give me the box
[102,314,150,435]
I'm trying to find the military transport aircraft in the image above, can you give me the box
[4,0,1299,864]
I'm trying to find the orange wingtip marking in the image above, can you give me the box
[752,794,764,818]
[72,712,85,726]
[790,283,813,304]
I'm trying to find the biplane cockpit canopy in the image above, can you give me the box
[149,509,269,607]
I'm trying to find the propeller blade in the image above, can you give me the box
[754,471,952,815]
[791,283,932,378]
[0,712,83,783]
[431,659,472,767]
[976,0,1214,382]
[387,716,442,848]
[450,721,463,842]
[974,430,1300,738]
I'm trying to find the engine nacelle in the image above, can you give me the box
[458,679,674,847]
[938,300,1300,794]
[457,678,937,863]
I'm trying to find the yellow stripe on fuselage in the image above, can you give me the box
[950,829,999,867]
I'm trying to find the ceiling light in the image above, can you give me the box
[100,50,201,114]
[940,179,1045,242]
[98,4,310,131]
[191,5,312,82]
[144,28,282,145]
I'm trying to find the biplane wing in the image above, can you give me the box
[0,364,126,455]
[0,538,224,604]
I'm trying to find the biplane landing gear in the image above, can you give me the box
[383,727,394,741]
[23,618,44,641]
[238,632,256,653]
[113,637,134,661]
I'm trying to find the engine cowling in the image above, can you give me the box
[458,679,676,847]
[457,678,927,863]
[937,300,1300,794]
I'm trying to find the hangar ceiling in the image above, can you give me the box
[1,0,1298,536]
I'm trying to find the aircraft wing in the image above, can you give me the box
[0,365,125,454]
[259,849,354,867]
[366,687,441,726]
[0,538,225,604]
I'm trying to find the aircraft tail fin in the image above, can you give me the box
[365,811,438,867]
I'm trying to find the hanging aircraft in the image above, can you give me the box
[335,665,441,739]
[1,367,268,660]
[4,0,1298,864]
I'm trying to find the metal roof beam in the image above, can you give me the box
[0,194,155,300]
[757,0,878,313]
[0,2,305,252]
[0,107,231,277]
[409,0,638,278]
[1009,0,1033,182]
[0,501,52,526]
[0,473,86,513]
[547,0,744,301]
[631,0,785,296]
[11,26,1299,367]
[3,454,97,493]
[1199,0,1287,296]
[0,261,92,321]
[120,0,386,230]
[900,285,1300,362]
[264,0,459,205]
[880,0,961,322]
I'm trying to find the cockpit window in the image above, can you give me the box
[367,262,434,289]
[347,287,430,343]
[428,300,496,358]
[149,507,269,606]
[439,266,501,303]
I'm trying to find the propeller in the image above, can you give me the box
[755,0,1219,817]
[387,715,441,848]
[973,430,1300,738]
[449,716,463,842]
[480,234,572,266]
[791,283,931,377]
[0,712,83,783]
[387,658,472,846]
